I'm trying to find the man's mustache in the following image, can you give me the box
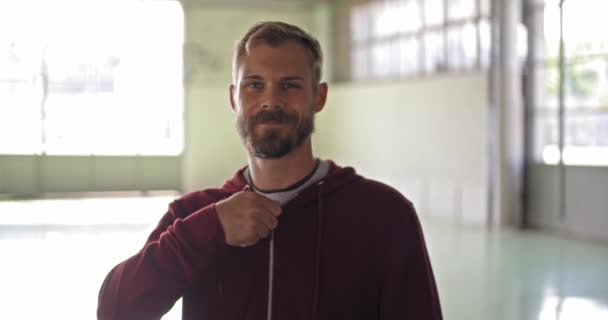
[250,110,297,126]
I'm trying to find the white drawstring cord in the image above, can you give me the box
[267,231,275,320]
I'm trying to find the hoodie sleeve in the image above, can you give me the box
[378,200,443,320]
[97,199,226,320]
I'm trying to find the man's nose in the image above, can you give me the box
[261,85,283,109]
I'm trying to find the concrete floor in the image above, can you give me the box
[0,196,607,320]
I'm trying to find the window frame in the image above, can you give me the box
[349,0,491,81]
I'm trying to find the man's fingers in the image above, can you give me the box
[254,222,270,239]
[254,196,282,217]
[217,189,281,247]
[241,188,282,217]
[256,210,278,231]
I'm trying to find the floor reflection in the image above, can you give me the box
[538,296,608,320]
[425,223,608,320]
[0,196,182,320]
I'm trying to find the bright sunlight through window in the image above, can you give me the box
[0,0,184,156]
[537,0,608,166]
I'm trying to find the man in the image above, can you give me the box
[97,21,442,320]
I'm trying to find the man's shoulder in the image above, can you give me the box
[351,177,412,206]
[355,179,424,236]
[339,175,418,222]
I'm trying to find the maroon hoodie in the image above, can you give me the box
[97,162,442,320]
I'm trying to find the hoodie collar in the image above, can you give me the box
[220,160,362,205]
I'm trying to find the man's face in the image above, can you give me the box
[230,41,326,159]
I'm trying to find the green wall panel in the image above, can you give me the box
[0,156,181,196]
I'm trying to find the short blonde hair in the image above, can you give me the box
[233,21,323,84]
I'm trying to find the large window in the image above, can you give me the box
[531,0,608,166]
[0,1,184,156]
[350,0,491,80]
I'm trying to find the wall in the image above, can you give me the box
[314,73,490,225]
[528,164,608,241]
[0,155,181,197]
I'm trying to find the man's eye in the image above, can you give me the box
[283,82,301,89]
[246,82,262,89]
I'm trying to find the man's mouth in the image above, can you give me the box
[257,120,286,126]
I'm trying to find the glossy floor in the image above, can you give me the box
[0,196,607,320]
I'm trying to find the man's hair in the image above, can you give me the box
[233,21,323,84]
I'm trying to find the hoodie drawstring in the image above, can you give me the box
[267,231,275,320]
[311,181,324,320]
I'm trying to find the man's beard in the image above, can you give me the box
[236,107,315,159]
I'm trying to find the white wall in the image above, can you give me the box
[528,164,608,241]
[315,73,490,225]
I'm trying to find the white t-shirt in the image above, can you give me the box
[243,159,330,205]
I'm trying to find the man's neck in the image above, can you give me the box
[247,142,317,191]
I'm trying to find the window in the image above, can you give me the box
[531,0,608,166]
[0,1,184,156]
[350,0,491,80]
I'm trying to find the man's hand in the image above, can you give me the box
[215,190,282,247]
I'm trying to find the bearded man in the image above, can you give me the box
[97,21,442,320]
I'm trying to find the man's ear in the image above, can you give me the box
[314,82,328,113]
[229,84,236,113]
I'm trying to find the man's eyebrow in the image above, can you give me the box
[242,74,263,80]
[280,76,305,81]
[241,75,305,81]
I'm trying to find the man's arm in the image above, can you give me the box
[96,190,281,320]
[97,200,226,320]
[378,200,443,320]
